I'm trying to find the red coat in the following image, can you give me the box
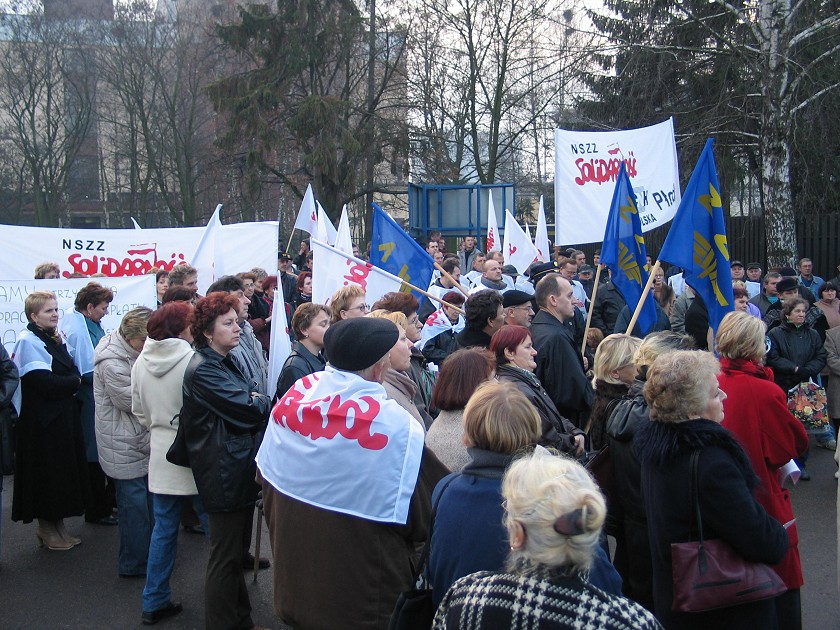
[718,356,809,589]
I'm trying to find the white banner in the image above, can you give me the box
[0,220,278,283]
[554,118,680,245]
[0,276,156,355]
[311,239,403,306]
[503,210,539,274]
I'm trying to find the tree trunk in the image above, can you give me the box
[761,105,797,268]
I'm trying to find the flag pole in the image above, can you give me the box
[626,260,661,335]
[434,262,470,298]
[400,279,465,315]
[285,230,296,255]
[581,264,604,354]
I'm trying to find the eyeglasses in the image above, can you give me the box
[408,315,423,328]
[346,303,370,313]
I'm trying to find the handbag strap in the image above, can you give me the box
[688,450,704,545]
[413,472,460,586]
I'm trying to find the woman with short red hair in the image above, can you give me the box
[490,325,584,457]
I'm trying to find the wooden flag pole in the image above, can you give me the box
[434,262,470,297]
[285,230,296,256]
[581,264,604,354]
[400,279,465,315]
[626,260,661,335]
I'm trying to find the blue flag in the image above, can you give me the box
[370,203,435,300]
[600,164,658,335]
[658,138,733,334]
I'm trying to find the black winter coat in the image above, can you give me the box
[590,281,627,337]
[530,310,593,427]
[455,327,492,350]
[274,341,325,401]
[421,329,459,365]
[766,319,827,393]
[635,419,788,630]
[181,347,272,513]
[495,364,582,455]
[604,377,654,611]
[0,344,19,475]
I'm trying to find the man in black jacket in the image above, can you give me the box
[530,275,593,428]
[590,270,627,336]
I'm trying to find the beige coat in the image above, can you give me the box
[93,330,148,479]
[131,338,198,495]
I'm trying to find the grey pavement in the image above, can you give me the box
[0,441,838,629]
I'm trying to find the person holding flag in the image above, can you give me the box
[420,291,467,366]
[657,139,734,338]
[600,164,665,338]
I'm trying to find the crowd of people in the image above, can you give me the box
[0,234,835,630]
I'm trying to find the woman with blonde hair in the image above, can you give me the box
[605,330,695,611]
[329,285,368,324]
[716,311,808,628]
[11,291,88,550]
[93,306,153,577]
[636,350,788,629]
[588,333,641,451]
[367,310,432,427]
[433,447,658,629]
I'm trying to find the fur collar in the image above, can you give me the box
[635,418,758,490]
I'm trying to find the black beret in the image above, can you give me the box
[324,318,399,371]
[503,290,533,308]
[776,277,799,293]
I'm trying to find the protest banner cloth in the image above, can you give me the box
[419,307,465,350]
[267,283,293,400]
[370,203,435,303]
[503,210,539,274]
[658,138,734,334]
[293,184,318,236]
[316,202,338,247]
[554,118,681,245]
[0,220,278,284]
[190,205,225,295]
[256,365,426,524]
[0,276,156,355]
[486,195,500,252]
[600,163,658,336]
[534,196,551,263]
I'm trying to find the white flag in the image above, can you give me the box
[486,194,500,253]
[335,204,354,255]
[267,288,292,399]
[525,222,532,240]
[293,184,318,235]
[130,217,142,229]
[311,238,403,306]
[535,196,551,262]
[503,210,540,274]
[190,204,225,295]
[316,201,338,246]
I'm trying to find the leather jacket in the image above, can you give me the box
[181,347,272,513]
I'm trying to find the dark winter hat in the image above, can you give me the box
[502,264,519,278]
[747,262,762,270]
[279,251,292,260]
[730,260,744,268]
[324,318,399,372]
[503,290,533,308]
[778,267,797,278]
[529,262,561,283]
[578,264,595,274]
[776,277,799,294]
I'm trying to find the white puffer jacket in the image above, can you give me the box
[132,338,197,495]
[93,330,149,479]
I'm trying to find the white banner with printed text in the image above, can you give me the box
[0,276,156,354]
[554,118,681,245]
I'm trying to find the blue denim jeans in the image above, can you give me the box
[114,476,154,576]
[142,494,209,613]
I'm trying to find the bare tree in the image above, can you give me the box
[0,2,96,226]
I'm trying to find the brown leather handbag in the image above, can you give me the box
[670,450,786,612]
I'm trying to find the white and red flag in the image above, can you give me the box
[535,196,551,262]
[316,201,338,246]
[256,366,425,523]
[293,184,318,235]
[503,210,540,274]
[486,194,500,253]
[334,204,354,255]
[419,307,465,350]
[311,238,403,306]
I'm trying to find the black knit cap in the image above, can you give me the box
[324,317,399,371]
[776,277,799,293]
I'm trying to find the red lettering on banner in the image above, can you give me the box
[343,259,372,291]
[487,231,495,251]
[272,376,388,450]
[573,154,638,186]
[63,250,188,278]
